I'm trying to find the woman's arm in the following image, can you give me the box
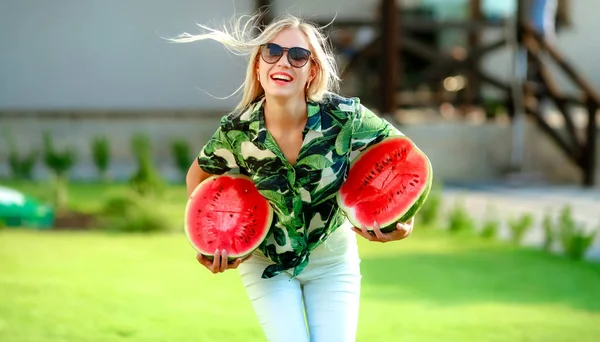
[186,159,213,198]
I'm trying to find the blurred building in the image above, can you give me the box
[0,0,598,186]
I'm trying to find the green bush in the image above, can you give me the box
[4,130,37,180]
[129,134,164,196]
[8,150,37,181]
[556,205,597,261]
[479,204,499,239]
[91,136,110,181]
[447,200,475,234]
[42,131,77,213]
[171,139,192,182]
[417,181,443,226]
[508,213,534,244]
[542,211,555,252]
[480,219,499,239]
[98,192,170,233]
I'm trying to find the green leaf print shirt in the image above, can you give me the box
[197,93,403,279]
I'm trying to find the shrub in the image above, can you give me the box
[417,181,443,226]
[129,134,164,196]
[480,219,499,239]
[508,213,534,244]
[42,131,77,213]
[99,192,170,233]
[556,205,597,261]
[4,130,37,180]
[480,204,499,239]
[171,139,192,182]
[91,136,110,181]
[447,200,475,234]
[542,211,555,252]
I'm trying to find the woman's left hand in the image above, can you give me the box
[352,218,414,243]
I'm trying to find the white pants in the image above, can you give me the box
[238,223,362,342]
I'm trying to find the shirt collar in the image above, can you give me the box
[305,100,322,132]
[248,97,323,145]
[246,97,267,144]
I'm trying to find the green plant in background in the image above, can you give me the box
[417,181,442,226]
[480,220,499,239]
[129,134,164,196]
[98,191,170,233]
[480,204,500,239]
[542,211,555,252]
[508,213,534,244]
[171,139,192,182]
[447,200,475,234]
[91,136,110,181]
[4,130,38,180]
[42,131,77,214]
[556,205,597,261]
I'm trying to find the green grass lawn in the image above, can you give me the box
[1,182,600,341]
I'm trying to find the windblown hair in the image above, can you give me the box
[169,12,341,111]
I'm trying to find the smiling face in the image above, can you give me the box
[256,27,316,101]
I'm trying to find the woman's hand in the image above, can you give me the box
[196,249,252,274]
[352,218,414,243]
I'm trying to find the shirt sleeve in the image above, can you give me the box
[197,116,240,175]
[349,101,403,161]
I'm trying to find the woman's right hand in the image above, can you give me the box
[196,249,252,274]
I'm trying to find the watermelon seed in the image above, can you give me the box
[229,214,233,217]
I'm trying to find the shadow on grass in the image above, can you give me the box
[360,246,600,312]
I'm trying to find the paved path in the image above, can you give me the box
[439,185,600,260]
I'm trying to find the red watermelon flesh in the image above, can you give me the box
[184,174,272,259]
[337,136,432,233]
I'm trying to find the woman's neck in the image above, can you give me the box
[263,94,307,133]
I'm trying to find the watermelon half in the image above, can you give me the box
[184,174,272,260]
[337,136,433,233]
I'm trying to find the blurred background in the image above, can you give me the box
[1,1,599,341]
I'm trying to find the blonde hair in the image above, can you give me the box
[169,13,341,112]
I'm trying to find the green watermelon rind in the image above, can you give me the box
[184,174,273,261]
[337,135,433,234]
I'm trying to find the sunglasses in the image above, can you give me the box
[259,43,312,68]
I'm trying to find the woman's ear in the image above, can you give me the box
[310,63,318,82]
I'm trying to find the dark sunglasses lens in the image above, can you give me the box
[261,44,282,63]
[288,48,310,67]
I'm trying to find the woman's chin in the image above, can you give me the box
[264,87,302,100]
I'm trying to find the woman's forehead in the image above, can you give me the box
[269,27,310,49]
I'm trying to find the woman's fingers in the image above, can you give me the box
[196,250,252,273]
[371,221,387,241]
[219,250,228,273]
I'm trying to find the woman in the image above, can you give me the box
[179,13,415,342]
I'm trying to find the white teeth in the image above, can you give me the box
[271,74,291,81]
